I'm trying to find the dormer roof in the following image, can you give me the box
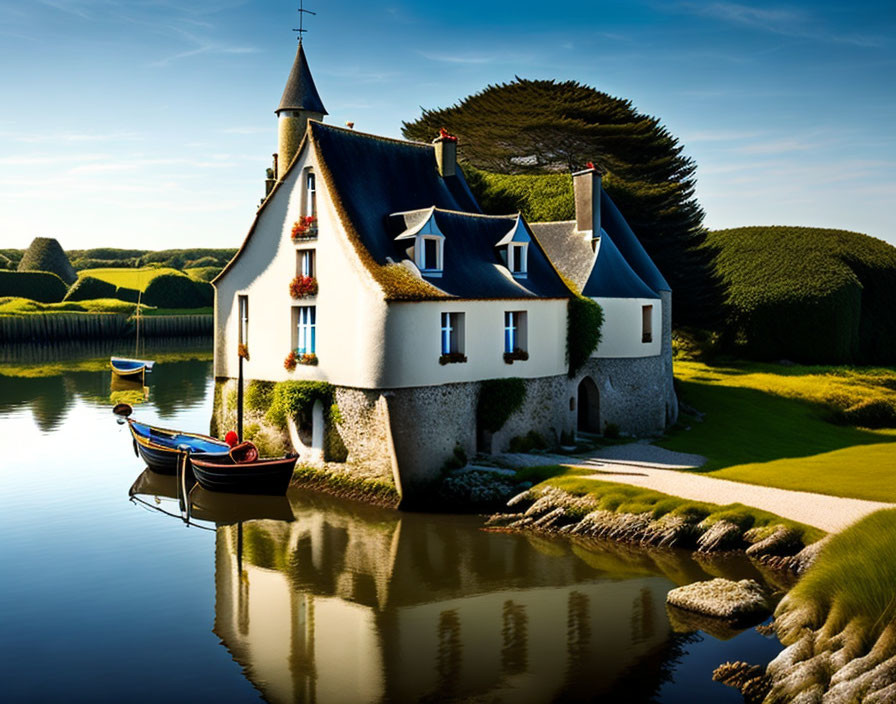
[276,41,328,115]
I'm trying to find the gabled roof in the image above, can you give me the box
[583,228,660,299]
[529,221,594,292]
[309,122,569,300]
[600,190,670,293]
[276,41,327,115]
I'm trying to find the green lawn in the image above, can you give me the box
[78,267,183,291]
[660,360,896,502]
[776,509,896,647]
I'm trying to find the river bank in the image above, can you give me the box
[0,311,212,342]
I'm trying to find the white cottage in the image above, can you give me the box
[213,41,676,498]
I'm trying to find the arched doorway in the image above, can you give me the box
[577,377,600,433]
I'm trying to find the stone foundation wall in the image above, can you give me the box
[575,355,668,436]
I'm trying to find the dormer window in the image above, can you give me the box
[496,215,531,279]
[393,207,445,277]
[507,243,528,276]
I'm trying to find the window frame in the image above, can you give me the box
[642,304,653,344]
[417,235,444,276]
[504,311,528,354]
[295,305,317,355]
[305,170,317,220]
[297,249,315,278]
[440,311,465,355]
[507,243,528,277]
[238,295,248,347]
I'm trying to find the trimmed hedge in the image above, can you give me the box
[115,286,141,303]
[0,270,68,303]
[64,276,117,301]
[708,226,896,364]
[477,378,527,433]
[463,167,574,222]
[17,237,77,285]
[143,273,213,308]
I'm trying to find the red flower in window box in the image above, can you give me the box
[291,216,318,240]
[284,351,297,371]
[503,349,529,364]
[298,353,318,366]
[289,275,318,299]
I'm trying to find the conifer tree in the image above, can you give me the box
[403,78,718,325]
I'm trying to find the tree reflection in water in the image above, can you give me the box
[212,489,774,704]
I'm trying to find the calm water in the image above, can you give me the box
[0,344,783,703]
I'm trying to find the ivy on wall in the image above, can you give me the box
[266,380,334,428]
[567,295,604,377]
[477,378,527,433]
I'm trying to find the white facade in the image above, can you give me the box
[592,297,661,358]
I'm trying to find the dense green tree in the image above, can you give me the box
[17,237,77,285]
[402,78,718,325]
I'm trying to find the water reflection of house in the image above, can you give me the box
[213,494,680,703]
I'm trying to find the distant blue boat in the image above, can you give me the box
[111,357,155,380]
[128,419,230,474]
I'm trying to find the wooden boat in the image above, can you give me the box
[110,357,155,380]
[128,418,230,474]
[189,451,298,495]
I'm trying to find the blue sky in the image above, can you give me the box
[0,0,893,250]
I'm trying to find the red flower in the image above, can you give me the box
[438,127,458,143]
[291,216,318,240]
[289,275,318,299]
[284,351,297,371]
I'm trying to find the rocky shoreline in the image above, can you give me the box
[485,486,823,569]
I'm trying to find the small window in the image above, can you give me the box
[642,305,653,344]
[419,236,442,273]
[508,243,528,276]
[295,306,316,354]
[305,171,317,219]
[238,295,248,346]
[504,311,528,354]
[297,249,315,277]
[440,312,464,354]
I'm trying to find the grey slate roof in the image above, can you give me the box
[528,220,594,292]
[600,190,670,292]
[583,228,660,299]
[309,122,570,300]
[276,41,327,115]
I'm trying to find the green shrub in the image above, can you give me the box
[246,380,275,413]
[708,226,896,364]
[64,276,117,301]
[0,270,68,303]
[831,397,896,429]
[463,167,575,222]
[17,237,77,285]
[441,444,468,472]
[143,273,213,308]
[567,295,604,376]
[186,266,222,282]
[115,286,140,303]
[509,430,548,453]
[477,378,527,433]
[266,381,334,428]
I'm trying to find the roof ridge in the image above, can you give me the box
[432,207,518,220]
[309,120,432,149]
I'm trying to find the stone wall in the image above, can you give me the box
[661,290,679,426]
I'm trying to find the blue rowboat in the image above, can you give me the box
[111,357,155,380]
[128,418,229,474]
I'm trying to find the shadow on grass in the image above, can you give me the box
[661,380,896,472]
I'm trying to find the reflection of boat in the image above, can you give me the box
[128,418,229,474]
[110,357,154,380]
[190,452,298,495]
[128,469,294,525]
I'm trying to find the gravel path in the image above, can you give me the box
[498,443,892,533]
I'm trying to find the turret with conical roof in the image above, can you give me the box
[276,40,327,180]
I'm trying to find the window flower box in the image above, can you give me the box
[291,216,318,241]
[439,352,467,365]
[285,351,318,369]
[289,275,318,299]
[503,349,529,364]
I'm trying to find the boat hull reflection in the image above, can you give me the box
[128,469,294,525]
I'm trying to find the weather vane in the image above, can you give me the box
[293,0,315,41]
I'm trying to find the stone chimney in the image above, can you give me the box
[573,162,604,240]
[433,128,457,178]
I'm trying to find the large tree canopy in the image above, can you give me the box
[402,78,718,325]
